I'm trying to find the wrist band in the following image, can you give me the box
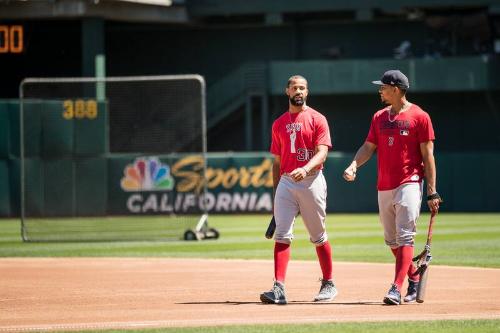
[301,167,309,175]
[427,192,442,201]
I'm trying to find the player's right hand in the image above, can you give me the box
[343,166,357,182]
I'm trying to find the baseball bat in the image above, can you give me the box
[416,266,429,303]
[265,216,276,239]
[415,212,437,303]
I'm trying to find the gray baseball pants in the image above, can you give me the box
[274,171,328,245]
[377,182,423,248]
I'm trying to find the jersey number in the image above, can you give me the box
[290,131,297,153]
[297,148,313,161]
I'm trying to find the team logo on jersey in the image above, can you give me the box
[286,123,302,133]
[400,129,409,136]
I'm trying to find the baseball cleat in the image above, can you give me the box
[260,281,287,305]
[404,279,419,303]
[314,279,338,302]
[383,284,401,305]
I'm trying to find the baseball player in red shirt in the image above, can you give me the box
[343,70,442,305]
[260,75,337,305]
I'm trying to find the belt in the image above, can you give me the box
[282,169,319,178]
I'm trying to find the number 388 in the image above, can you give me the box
[63,99,98,120]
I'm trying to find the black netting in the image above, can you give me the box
[20,76,207,241]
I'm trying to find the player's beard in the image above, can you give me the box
[380,94,389,106]
[290,94,306,106]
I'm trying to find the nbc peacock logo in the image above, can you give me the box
[121,157,174,192]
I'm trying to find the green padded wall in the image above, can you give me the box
[41,101,74,157]
[10,158,108,217]
[9,158,43,217]
[440,153,500,212]
[3,152,500,217]
[6,100,108,158]
[74,101,107,155]
[0,103,9,158]
[0,160,10,216]
[75,157,107,216]
[43,159,75,216]
[9,101,42,158]
[3,99,108,217]
[323,154,378,212]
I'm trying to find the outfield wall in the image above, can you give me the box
[1,99,499,216]
[1,152,500,217]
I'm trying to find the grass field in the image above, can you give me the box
[1,213,499,332]
[80,320,500,333]
[1,213,499,268]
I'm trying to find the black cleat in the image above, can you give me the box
[383,284,401,305]
[260,281,287,305]
[404,279,419,303]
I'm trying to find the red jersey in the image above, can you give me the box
[270,106,332,175]
[366,104,435,191]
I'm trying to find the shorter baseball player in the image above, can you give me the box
[260,75,337,305]
[343,70,441,305]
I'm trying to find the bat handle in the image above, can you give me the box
[265,216,276,239]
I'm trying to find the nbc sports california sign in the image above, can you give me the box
[116,155,273,214]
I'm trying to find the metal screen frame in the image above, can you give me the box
[19,75,208,241]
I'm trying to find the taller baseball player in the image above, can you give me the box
[260,75,337,305]
[343,70,441,305]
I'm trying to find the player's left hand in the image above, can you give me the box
[290,167,307,182]
[427,199,440,214]
[426,193,442,214]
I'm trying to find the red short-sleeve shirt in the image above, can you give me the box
[270,106,332,175]
[366,104,435,191]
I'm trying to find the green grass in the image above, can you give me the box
[0,213,499,268]
[73,320,500,333]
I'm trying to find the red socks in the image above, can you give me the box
[393,245,414,290]
[407,260,420,282]
[391,247,420,284]
[274,242,290,283]
[274,241,333,283]
[315,241,333,280]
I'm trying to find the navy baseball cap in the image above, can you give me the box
[372,70,409,89]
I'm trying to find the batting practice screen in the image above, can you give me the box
[19,75,208,241]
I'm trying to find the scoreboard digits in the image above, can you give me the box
[0,25,23,53]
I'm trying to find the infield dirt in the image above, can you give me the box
[1,258,499,332]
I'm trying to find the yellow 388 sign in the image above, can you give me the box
[62,99,98,120]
